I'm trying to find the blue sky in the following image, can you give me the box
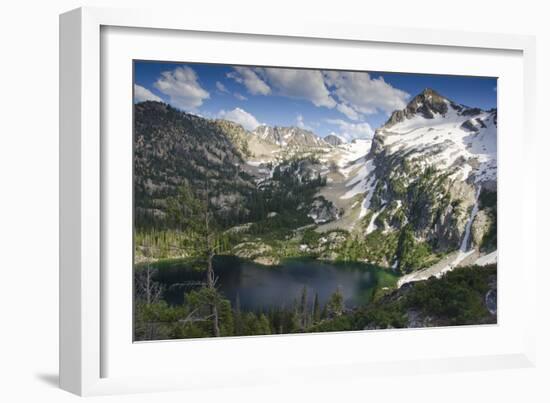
[134,60,496,140]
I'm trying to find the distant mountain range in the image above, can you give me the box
[253,125,330,148]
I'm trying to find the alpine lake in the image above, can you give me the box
[144,256,399,312]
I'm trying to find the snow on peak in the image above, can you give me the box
[376,91,497,184]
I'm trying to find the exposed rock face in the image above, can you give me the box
[212,119,252,157]
[431,202,463,252]
[367,152,477,251]
[323,134,345,146]
[460,117,487,133]
[362,89,497,254]
[471,210,492,248]
[253,125,328,148]
[384,88,489,128]
[233,242,280,266]
[307,197,340,224]
[384,88,452,127]
[266,157,325,190]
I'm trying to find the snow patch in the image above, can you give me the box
[475,250,498,266]
[341,159,375,200]
[381,108,496,183]
[335,139,372,168]
[366,204,385,234]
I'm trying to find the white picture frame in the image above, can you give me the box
[60,6,537,396]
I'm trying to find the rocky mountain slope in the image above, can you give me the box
[253,125,329,149]
[342,88,497,271]
[134,101,336,230]
[135,90,497,275]
[323,134,346,146]
[134,102,259,227]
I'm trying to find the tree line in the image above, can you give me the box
[134,268,346,340]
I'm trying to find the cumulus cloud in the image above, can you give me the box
[228,67,337,109]
[216,81,229,93]
[326,118,374,141]
[219,108,261,131]
[154,66,210,110]
[260,68,336,108]
[227,67,271,95]
[225,67,407,122]
[234,92,248,101]
[324,71,409,117]
[134,84,162,103]
[336,103,360,121]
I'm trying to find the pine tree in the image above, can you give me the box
[258,314,271,335]
[321,304,328,320]
[327,287,344,318]
[299,286,308,330]
[234,293,243,336]
[313,292,320,324]
[166,177,222,337]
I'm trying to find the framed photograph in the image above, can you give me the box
[60,7,537,396]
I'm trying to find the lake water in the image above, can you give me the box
[151,256,398,311]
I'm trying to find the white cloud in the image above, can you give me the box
[216,81,229,93]
[228,67,338,110]
[219,108,261,131]
[326,119,374,141]
[134,84,162,103]
[234,92,248,101]
[227,67,271,95]
[154,66,210,110]
[324,71,409,117]
[225,67,408,123]
[259,68,336,108]
[336,103,360,121]
[296,114,313,131]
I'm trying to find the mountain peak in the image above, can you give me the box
[407,88,449,110]
[324,134,346,146]
[419,87,442,97]
[384,88,453,127]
